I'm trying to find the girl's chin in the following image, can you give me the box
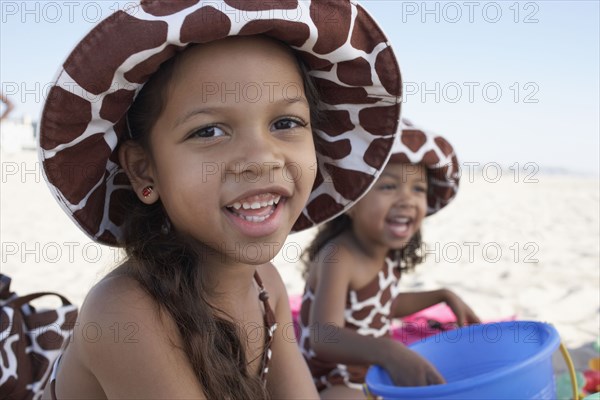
[222,241,285,265]
[387,235,416,249]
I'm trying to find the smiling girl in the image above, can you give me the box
[299,120,480,399]
[34,1,402,399]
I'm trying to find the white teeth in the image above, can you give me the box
[226,194,283,223]
[241,201,264,209]
[227,194,283,209]
[244,215,268,222]
[233,207,275,223]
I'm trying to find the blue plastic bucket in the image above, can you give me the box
[365,321,562,399]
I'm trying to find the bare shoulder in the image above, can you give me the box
[68,263,204,398]
[82,266,154,312]
[75,264,179,362]
[82,267,148,312]
[308,234,358,284]
[79,265,163,329]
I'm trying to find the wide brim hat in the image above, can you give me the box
[391,119,460,215]
[38,0,402,246]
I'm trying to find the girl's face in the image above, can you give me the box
[347,163,428,251]
[146,37,317,265]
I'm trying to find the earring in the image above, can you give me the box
[142,186,153,198]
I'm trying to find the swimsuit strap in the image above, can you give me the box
[253,271,277,382]
[253,271,276,328]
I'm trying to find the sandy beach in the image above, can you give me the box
[1,148,598,375]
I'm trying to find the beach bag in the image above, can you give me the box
[0,274,78,400]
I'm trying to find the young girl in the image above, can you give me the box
[34,1,402,399]
[298,119,481,398]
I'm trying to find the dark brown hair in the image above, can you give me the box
[121,41,321,399]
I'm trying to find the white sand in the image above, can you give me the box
[1,149,598,373]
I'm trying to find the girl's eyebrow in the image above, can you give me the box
[380,172,400,180]
[174,108,215,129]
[277,96,309,106]
[173,97,309,129]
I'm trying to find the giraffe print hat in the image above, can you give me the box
[391,119,460,215]
[38,0,402,246]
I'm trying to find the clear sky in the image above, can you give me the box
[1,1,598,174]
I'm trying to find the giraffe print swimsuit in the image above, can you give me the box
[298,258,402,391]
[49,272,277,399]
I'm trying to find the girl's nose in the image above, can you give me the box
[226,127,285,180]
[394,187,415,208]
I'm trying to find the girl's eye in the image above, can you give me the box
[272,117,306,131]
[380,184,397,191]
[189,125,225,139]
[414,185,428,193]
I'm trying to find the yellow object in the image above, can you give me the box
[589,357,600,371]
[363,383,375,400]
[560,342,583,400]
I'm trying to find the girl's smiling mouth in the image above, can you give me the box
[224,192,288,237]
[386,216,413,238]
[226,193,282,223]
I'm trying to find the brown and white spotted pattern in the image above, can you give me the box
[38,0,402,246]
[298,257,401,390]
[255,272,278,383]
[0,296,77,400]
[393,119,460,215]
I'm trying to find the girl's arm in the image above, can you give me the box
[260,263,319,399]
[309,247,444,386]
[74,275,207,399]
[391,289,481,326]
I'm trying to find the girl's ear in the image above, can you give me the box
[118,141,159,204]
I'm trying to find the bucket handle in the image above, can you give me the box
[363,344,581,400]
[560,342,583,400]
[363,383,375,400]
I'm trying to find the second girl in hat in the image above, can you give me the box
[298,120,480,398]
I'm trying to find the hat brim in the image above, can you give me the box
[390,119,460,215]
[38,0,402,246]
